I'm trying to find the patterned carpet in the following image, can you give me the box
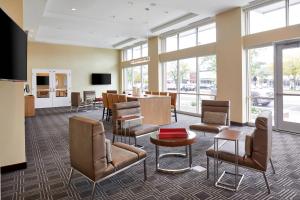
[1,107,300,200]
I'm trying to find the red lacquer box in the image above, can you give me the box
[158,128,188,139]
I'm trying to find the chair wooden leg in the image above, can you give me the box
[207,157,209,180]
[91,182,96,200]
[263,172,271,194]
[144,159,147,181]
[270,158,275,174]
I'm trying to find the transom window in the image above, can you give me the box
[122,43,148,61]
[163,22,216,53]
[245,0,300,34]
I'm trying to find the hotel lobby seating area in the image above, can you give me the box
[1,107,300,200]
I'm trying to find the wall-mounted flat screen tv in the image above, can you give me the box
[91,73,111,85]
[0,8,27,81]
[37,76,49,85]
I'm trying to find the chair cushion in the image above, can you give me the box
[105,139,112,163]
[111,145,139,170]
[203,111,227,125]
[189,123,228,133]
[113,142,146,159]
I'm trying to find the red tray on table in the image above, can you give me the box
[158,128,188,139]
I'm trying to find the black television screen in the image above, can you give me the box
[0,8,27,81]
[37,76,49,85]
[91,73,111,85]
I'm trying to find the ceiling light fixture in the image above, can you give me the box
[71,8,77,11]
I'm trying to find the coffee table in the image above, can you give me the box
[150,130,197,174]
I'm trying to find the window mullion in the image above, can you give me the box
[286,0,289,26]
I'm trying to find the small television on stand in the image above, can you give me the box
[91,73,111,85]
[0,8,27,81]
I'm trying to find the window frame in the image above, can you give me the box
[123,65,148,93]
[122,42,148,61]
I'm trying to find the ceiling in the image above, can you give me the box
[24,0,253,49]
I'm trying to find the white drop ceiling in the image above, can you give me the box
[24,0,252,49]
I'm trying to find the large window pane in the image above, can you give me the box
[126,48,132,61]
[179,29,196,49]
[198,23,216,45]
[249,1,286,34]
[133,66,141,88]
[289,0,300,25]
[180,94,197,113]
[248,46,274,123]
[124,68,133,92]
[166,35,177,52]
[142,65,148,91]
[165,61,178,92]
[198,55,216,95]
[179,58,196,93]
[142,43,148,57]
[133,46,141,59]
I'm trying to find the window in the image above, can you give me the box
[246,0,300,34]
[198,55,216,95]
[142,43,148,57]
[126,48,132,61]
[247,46,274,123]
[179,29,196,49]
[163,22,216,52]
[289,0,300,25]
[198,23,216,45]
[133,46,141,59]
[123,65,148,92]
[162,55,216,114]
[166,35,177,52]
[122,43,148,61]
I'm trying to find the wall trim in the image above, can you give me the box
[1,162,27,173]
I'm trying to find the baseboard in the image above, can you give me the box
[230,121,247,127]
[1,162,27,174]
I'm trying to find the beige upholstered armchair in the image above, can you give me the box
[70,92,86,112]
[112,101,159,147]
[68,116,147,199]
[206,111,275,194]
[190,100,230,134]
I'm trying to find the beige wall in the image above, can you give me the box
[28,42,119,97]
[216,8,246,123]
[0,0,26,167]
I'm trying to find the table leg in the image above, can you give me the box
[155,145,159,171]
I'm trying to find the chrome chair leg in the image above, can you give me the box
[270,158,275,174]
[91,182,96,200]
[68,168,73,185]
[144,159,147,181]
[262,172,271,194]
[207,157,209,179]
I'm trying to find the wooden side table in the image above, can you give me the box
[150,131,197,174]
[214,129,244,191]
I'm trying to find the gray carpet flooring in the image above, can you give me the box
[1,107,300,200]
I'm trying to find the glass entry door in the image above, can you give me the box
[275,41,300,133]
[32,69,71,108]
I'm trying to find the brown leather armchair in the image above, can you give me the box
[206,111,275,194]
[112,101,159,147]
[189,100,230,134]
[68,116,147,199]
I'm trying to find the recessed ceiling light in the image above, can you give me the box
[150,3,156,6]
[164,11,169,14]
[129,17,133,20]
[145,8,150,11]
[71,8,77,11]
[128,1,133,5]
